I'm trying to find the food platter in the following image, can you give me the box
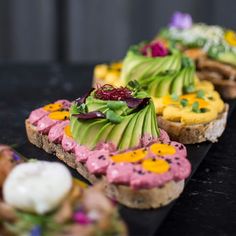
[16,100,236,236]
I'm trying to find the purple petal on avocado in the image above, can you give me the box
[75,88,95,105]
[125,97,150,109]
[169,11,192,29]
[73,111,105,120]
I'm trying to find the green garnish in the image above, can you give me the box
[106,110,123,124]
[180,98,188,107]
[171,93,179,101]
[200,108,209,113]
[77,103,87,113]
[196,90,205,99]
[208,96,214,100]
[192,102,209,113]
[184,84,195,93]
[192,101,200,113]
[107,101,125,110]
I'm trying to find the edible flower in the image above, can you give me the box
[225,30,236,46]
[73,211,91,225]
[30,225,42,236]
[169,11,192,29]
[140,41,168,57]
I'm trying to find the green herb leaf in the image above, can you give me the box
[171,93,179,101]
[180,98,188,107]
[77,103,87,113]
[107,101,125,110]
[184,85,195,93]
[200,108,209,113]
[106,110,123,124]
[196,90,205,99]
[192,101,200,113]
[127,80,141,90]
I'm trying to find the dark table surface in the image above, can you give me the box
[1,64,236,236]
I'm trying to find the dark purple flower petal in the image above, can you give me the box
[30,226,41,236]
[73,111,105,120]
[169,11,192,29]
[13,152,21,161]
[75,88,95,105]
[125,97,150,109]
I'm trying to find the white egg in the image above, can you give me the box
[3,161,72,214]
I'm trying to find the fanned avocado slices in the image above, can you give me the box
[121,41,196,98]
[70,85,160,151]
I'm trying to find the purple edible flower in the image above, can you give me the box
[73,211,91,225]
[75,88,95,105]
[73,111,105,120]
[141,41,168,57]
[30,225,41,236]
[12,152,21,161]
[169,11,192,29]
[125,97,150,109]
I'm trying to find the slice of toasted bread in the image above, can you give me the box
[25,120,184,209]
[157,104,229,144]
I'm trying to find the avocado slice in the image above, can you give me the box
[90,122,114,148]
[78,119,108,149]
[142,104,153,136]
[105,114,135,149]
[118,112,139,150]
[216,52,236,66]
[170,70,185,96]
[156,73,177,97]
[129,107,147,147]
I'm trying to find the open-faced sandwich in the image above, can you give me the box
[93,40,228,144]
[25,87,191,209]
[158,11,236,99]
[0,145,126,236]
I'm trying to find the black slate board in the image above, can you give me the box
[1,64,236,236]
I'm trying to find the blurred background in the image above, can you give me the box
[0,0,235,63]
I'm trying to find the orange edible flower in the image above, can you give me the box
[43,103,62,112]
[48,111,69,120]
[64,125,72,138]
[150,143,176,156]
[111,148,147,163]
[142,159,170,174]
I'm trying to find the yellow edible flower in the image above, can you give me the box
[225,30,236,46]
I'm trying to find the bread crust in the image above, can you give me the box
[197,71,236,99]
[157,104,229,144]
[25,120,184,209]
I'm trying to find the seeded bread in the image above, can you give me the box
[25,119,184,209]
[157,104,229,144]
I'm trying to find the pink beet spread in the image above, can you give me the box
[48,120,69,143]
[29,108,49,125]
[28,100,191,189]
[61,134,77,152]
[37,116,60,134]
